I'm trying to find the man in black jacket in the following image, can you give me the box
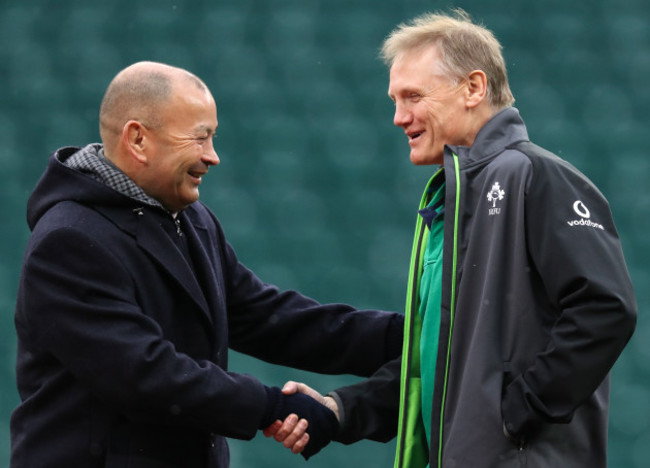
[275,10,637,468]
[11,61,403,467]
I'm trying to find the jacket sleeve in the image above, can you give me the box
[328,356,401,444]
[205,207,404,378]
[501,148,637,441]
[19,225,269,440]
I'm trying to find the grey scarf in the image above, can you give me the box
[63,143,165,210]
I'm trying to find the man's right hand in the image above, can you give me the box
[281,381,340,421]
[263,414,310,454]
[262,382,340,459]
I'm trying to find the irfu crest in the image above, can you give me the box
[487,182,505,215]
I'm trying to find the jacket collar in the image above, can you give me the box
[446,107,529,167]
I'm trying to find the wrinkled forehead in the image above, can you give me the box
[388,46,447,96]
[168,78,215,109]
[390,44,444,77]
[158,83,218,130]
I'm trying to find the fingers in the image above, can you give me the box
[291,432,310,454]
[262,420,282,438]
[269,382,340,457]
[270,413,310,453]
[282,381,340,421]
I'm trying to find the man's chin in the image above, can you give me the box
[174,191,200,211]
[410,153,441,166]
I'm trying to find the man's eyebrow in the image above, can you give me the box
[195,124,217,134]
[387,88,409,101]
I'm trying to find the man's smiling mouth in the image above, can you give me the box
[408,131,423,141]
[188,171,206,182]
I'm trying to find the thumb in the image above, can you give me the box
[283,382,326,405]
[282,381,300,394]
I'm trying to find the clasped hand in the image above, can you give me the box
[263,381,340,456]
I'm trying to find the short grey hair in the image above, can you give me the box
[381,9,515,109]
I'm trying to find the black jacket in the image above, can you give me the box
[11,146,403,467]
[333,108,636,467]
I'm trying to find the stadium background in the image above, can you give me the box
[0,0,648,466]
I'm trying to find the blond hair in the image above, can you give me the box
[381,9,515,109]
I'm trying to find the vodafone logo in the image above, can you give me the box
[567,200,604,230]
[573,200,590,218]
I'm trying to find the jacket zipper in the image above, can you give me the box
[394,170,443,468]
[395,222,428,468]
[436,153,461,467]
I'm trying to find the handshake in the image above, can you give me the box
[260,381,339,460]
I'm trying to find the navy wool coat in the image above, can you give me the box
[11,147,402,467]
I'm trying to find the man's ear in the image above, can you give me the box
[122,120,149,164]
[465,70,488,108]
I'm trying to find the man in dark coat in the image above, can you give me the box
[10,61,403,468]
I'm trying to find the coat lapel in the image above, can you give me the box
[93,204,211,323]
[179,212,228,334]
[133,210,212,323]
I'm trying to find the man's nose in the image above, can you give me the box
[203,141,220,166]
[393,103,412,127]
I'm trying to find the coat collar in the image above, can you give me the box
[32,147,220,326]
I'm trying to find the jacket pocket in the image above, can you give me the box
[501,363,529,468]
[501,362,526,448]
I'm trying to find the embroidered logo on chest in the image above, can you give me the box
[487,182,505,215]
